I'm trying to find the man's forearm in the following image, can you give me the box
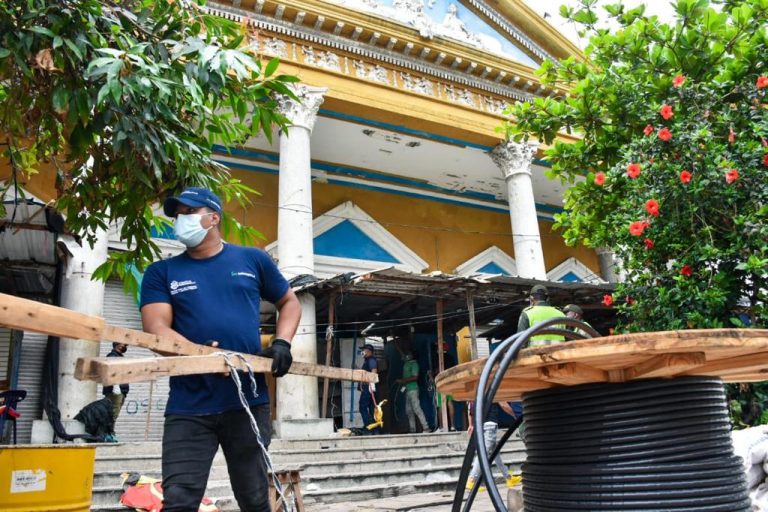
[275,295,302,341]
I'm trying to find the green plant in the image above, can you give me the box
[506,0,768,425]
[0,0,298,293]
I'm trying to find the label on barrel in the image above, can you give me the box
[10,469,46,493]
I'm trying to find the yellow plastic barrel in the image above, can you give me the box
[0,444,96,512]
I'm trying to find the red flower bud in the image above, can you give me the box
[643,124,654,136]
[602,294,614,307]
[645,199,660,217]
[658,128,672,141]
[594,172,606,186]
[660,104,674,120]
[757,76,768,89]
[672,75,685,88]
[626,163,642,179]
[643,238,654,249]
[680,170,692,183]
[728,128,736,144]
[763,154,768,167]
[725,169,739,184]
[680,265,693,277]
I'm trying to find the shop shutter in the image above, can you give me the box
[102,281,169,441]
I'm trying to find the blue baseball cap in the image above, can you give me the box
[163,187,223,217]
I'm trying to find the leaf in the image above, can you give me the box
[29,26,56,38]
[0,48,9,59]
[264,57,279,77]
[52,86,70,113]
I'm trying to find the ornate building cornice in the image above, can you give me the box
[208,2,544,107]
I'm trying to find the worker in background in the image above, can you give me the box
[359,343,380,434]
[517,284,566,347]
[466,401,518,491]
[103,342,129,422]
[140,187,301,512]
[399,350,433,433]
[564,304,594,337]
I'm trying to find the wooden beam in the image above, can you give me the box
[76,354,378,385]
[538,362,608,385]
[436,299,448,431]
[0,293,377,384]
[321,293,336,418]
[466,290,479,360]
[624,352,706,380]
[0,293,104,341]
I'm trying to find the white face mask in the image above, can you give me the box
[174,213,213,248]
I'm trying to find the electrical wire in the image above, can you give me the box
[453,319,750,512]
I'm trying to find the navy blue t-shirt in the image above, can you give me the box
[140,244,289,415]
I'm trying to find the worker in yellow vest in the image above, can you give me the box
[517,285,566,347]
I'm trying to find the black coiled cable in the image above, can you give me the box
[452,320,750,512]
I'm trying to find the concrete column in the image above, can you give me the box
[596,247,620,283]
[274,85,333,438]
[57,230,109,419]
[490,140,547,280]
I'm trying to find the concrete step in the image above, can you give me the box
[94,431,468,458]
[91,445,525,487]
[92,438,507,472]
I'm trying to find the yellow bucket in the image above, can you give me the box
[0,445,96,512]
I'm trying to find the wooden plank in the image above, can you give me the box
[0,293,104,341]
[624,352,706,380]
[681,352,768,377]
[76,354,378,385]
[0,292,376,384]
[538,362,608,385]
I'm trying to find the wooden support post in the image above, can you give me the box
[466,290,479,360]
[436,300,448,431]
[321,293,336,418]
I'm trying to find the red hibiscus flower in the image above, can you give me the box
[680,170,692,183]
[660,104,674,120]
[725,169,739,184]
[643,124,654,136]
[672,75,685,88]
[762,154,768,167]
[645,199,660,217]
[602,294,614,307]
[629,221,647,237]
[680,265,693,277]
[594,172,606,186]
[626,163,642,179]
[658,128,672,141]
[757,76,768,89]
[644,238,654,249]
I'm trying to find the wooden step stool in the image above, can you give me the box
[269,467,304,512]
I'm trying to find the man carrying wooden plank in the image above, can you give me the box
[140,187,302,512]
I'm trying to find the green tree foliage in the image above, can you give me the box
[506,0,767,425]
[0,0,298,288]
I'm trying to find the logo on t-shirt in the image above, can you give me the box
[169,279,198,295]
[231,271,256,280]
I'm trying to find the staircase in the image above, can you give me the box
[90,431,526,510]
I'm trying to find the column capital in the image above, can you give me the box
[490,140,539,179]
[277,84,327,132]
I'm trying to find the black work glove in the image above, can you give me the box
[261,339,293,377]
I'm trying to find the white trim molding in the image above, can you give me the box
[267,201,428,278]
[547,257,605,284]
[455,245,517,277]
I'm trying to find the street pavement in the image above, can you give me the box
[310,489,513,511]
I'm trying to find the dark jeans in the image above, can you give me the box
[162,404,272,512]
